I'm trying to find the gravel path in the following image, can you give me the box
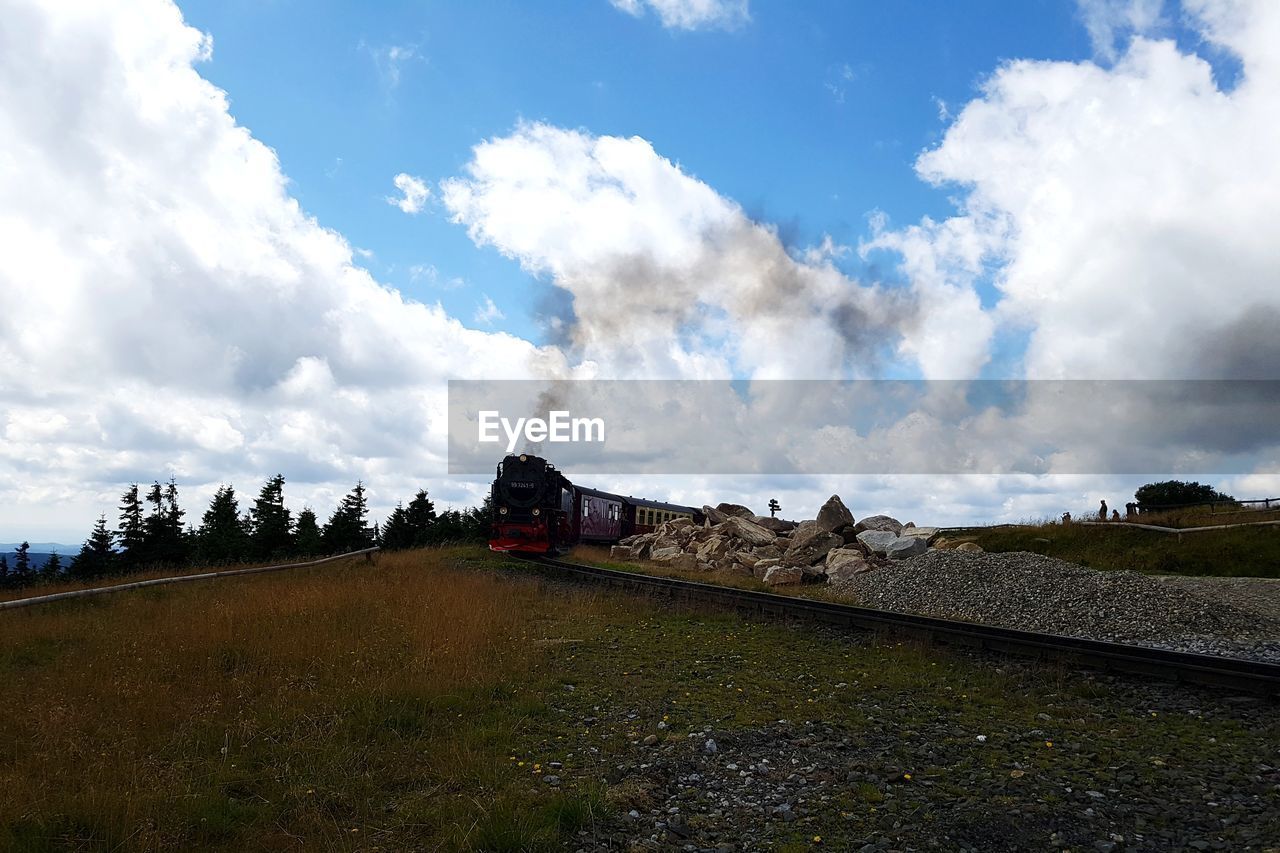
[1155,575,1280,622]
[828,551,1280,661]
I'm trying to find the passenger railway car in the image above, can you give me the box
[488,453,703,554]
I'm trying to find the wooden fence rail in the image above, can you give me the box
[0,547,380,611]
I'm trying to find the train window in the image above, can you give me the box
[582,499,589,519]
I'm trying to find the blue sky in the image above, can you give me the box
[178,0,1096,348]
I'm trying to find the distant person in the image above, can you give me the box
[1099,500,1108,520]
[1125,502,1137,519]
[1062,512,1071,524]
[1112,509,1120,522]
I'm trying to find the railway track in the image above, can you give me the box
[512,554,1280,697]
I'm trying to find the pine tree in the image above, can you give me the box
[462,495,493,541]
[406,489,437,547]
[249,474,293,559]
[0,554,8,587]
[70,515,116,580]
[162,478,189,563]
[13,542,32,585]
[117,484,146,569]
[380,503,413,550]
[40,550,62,582]
[140,479,190,567]
[196,485,250,564]
[322,482,375,553]
[294,508,322,556]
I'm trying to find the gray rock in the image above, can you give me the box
[815,494,855,533]
[701,505,730,525]
[855,515,904,535]
[752,515,796,532]
[720,515,777,547]
[785,523,844,565]
[898,525,940,544]
[696,534,733,562]
[715,502,756,519]
[825,548,870,582]
[856,529,900,556]
[763,565,805,586]
[649,545,683,561]
[886,537,928,560]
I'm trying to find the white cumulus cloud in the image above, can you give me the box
[0,0,565,540]
[388,172,430,214]
[440,122,913,379]
[872,0,1280,381]
[608,0,750,31]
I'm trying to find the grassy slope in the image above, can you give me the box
[3,546,1278,851]
[964,523,1280,578]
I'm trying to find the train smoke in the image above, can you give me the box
[441,123,923,381]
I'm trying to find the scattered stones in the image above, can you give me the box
[828,549,1280,658]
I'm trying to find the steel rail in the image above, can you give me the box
[0,547,380,611]
[513,554,1280,696]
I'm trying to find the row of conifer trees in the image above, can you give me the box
[1,476,490,588]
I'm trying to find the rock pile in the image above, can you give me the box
[611,497,976,587]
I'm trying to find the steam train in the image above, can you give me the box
[488,454,704,554]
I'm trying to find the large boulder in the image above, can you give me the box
[671,553,699,571]
[762,565,805,586]
[752,515,796,533]
[609,545,633,561]
[695,534,733,562]
[720,515,777,547]
[886,537,928,560]
[785,526,844,565]
[715,502,756,519]
[856,529,900,556]
[649,545,683,562]
[701,505,730,525]
[752,557,782,578]
[956,542,984,553]
[824,548,869,581]
[855,515,903,535]
[815,495,855,533]
[753,544,784,560]
[898,526,940,544]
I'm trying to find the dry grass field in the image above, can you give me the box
[0,547,615,851]
[5,545,1278,851]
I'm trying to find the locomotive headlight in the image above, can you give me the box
[519,454,528,462]
[499,506,508,515]
[532,508,541,516]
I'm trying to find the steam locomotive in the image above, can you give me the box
[488,454,704,554]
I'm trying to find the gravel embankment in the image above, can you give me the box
[829,550,1280,661]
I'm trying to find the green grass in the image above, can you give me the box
[4,546,1277,851]
[964,522,1280,577]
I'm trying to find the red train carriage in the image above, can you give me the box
[488,454,702,555]
[575,487,624,542]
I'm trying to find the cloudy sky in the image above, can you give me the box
[2,0,1278,543]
